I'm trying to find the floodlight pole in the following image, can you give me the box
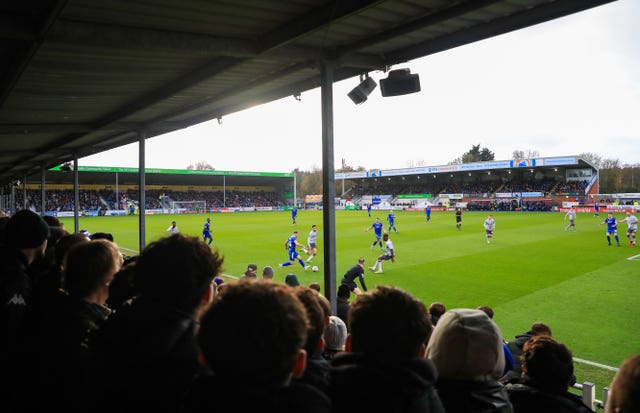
[138,130,147,250]
[320,61,337,314]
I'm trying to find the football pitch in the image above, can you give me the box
[60,209,638,392]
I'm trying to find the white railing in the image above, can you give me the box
[573,381,609,411]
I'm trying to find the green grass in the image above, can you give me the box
[60,209,638,397]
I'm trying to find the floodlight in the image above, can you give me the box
[380,68,421,97]
[348,76,377,105]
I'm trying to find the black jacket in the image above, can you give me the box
[436,379,514,413]
[330,352,445,413]
[183,374,331,413]
[507,382,594,413]
[82,296,208,413]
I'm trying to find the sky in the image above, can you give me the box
[80,0,640,173]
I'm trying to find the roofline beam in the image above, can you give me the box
[332,0,502,60]
[386,0,617,65]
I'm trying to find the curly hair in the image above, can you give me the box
[134,234,223,313]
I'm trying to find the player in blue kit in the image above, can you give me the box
[279,231,310,270]
[365,217,384,251]
[367,203,372,217]
[425,205,431,222]
[291,206,298,224]
[387,210,398,233]
[202,217,213,245]
[600,212,620,246]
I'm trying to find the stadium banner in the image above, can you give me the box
[541,157,578,166]
[344,205,360,210]
[255,207,274,211]
[397,194,433,199]
[56,211,75,217]
[496,192,543,198]
[104,210,127,216]
[440,193,463,199]
[335,171,366,179]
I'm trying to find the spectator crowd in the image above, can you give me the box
[0,208,636,413]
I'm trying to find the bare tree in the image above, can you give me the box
[186,162,215,170]
[578,152,602,168]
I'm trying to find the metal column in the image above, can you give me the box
[73,155,79,233]
[22,175,27,209]
[138,131,147,250]
[320,62,337,314]
[41,167,46,214]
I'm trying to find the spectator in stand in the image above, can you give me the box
[106,255,139,310]
[26,239,123,411]
[0,210,50,410]
[183,281,331,413]
[309,281,321,293]
[429,301,446,326]
[84,234,224,413]
[506,336,594,413]
[336,284,351,328]
[241,263,258,279]
[292,287,331,395]
[261,265,275,281]
[322,316,347,361]
[477,305,516,380]
[426,308,513,413]
[330,286,444,413]
[505,321,553,383]
[285,273,301,287]
[606,354,640,413]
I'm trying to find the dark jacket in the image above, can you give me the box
[294,351,331,395]
[505,332,534,382]
[507,382,594,413]
[330,352,445,413]
[183,374,331,413]
[436,379,514,413]
[336,297,350,327]
[0,247,34,410]
[82,296,209,413]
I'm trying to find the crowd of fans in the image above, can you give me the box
[1,208,637,412]
[14,188,286,212]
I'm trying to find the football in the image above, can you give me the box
[312,265,319,272]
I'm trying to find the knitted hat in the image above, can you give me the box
[426,308,505,381]
[285,274,300,287]
[6,210,50,249]
[324,316,347,351]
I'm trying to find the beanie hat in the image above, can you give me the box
[324,316,347,351]
[285,274,300,287]
[6,210,50,249]
[213,277,224,285]
[426,308,505,381]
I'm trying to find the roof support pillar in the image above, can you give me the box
[22,175,27,210]
[138,130,147,250]
[73,155,79,233]
[320,61,337,314]
[41,166,46,214]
